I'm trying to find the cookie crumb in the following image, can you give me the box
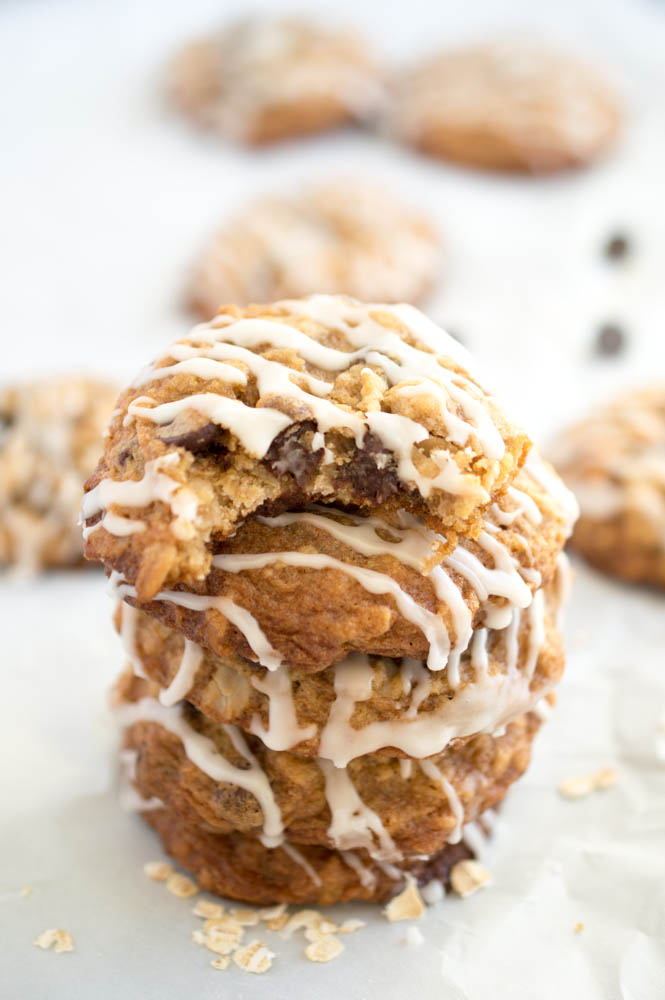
[166,873,198,898]
[575,922,584,933]
[34,929,74,953]
[192,899,224,919]
[593,323,626,357]
[20,887,33,898]
[383,877,425,922]
[450,860,492,898]
[233,940,275,974]
[404,926,425,947]
[144,861,173,881]
[210,956,230,970]
[558,767,617,799]
[305,935,344,963]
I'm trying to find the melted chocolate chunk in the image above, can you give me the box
[159,420,228,454]
[335,432,400,504]
[264,420,323,488]
[410,840,474,890]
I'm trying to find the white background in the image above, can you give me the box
[1,0,665,997]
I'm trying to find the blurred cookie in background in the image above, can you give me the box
[387,42,620,172]
[549,387,665,586]
[170,16,383,145]
[0,377,117,572]
[186,180,441,319]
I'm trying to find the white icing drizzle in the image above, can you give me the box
[470,628,489,678]
[117,749,164,812]
[399,659,433,718]
[491,485,543,526]
[319,758,402,862]
[375,859,403,881]
[115,697,284,847]
[444,529,533,630]
[461,820,488,856]
[255,501,546,684]
[249,667,317,749]
[523,589,546,680]
[82,512,145,541]
[259,507,472,680]
[526,451,579,536]
[109,572,282,670]
[82,454,199,540]
[418,760,464,844]
[158,639,204,707]
[128,294,507,502]
[280,842,323,888]
[211,551,450,671]
[128,392,293,459]
[115,600,146,679]
[316,633,551,766]
[340,850,378,891]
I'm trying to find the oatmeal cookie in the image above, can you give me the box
[387,42,620,172]
[116,578,564,762]
[117,676,541,858]
[186,181,440,320]
[170,17,382,144]
[143,807,476,905]
[83,297,530,601]
[0,377,117,570]
[108,455,572,671]
[549,387,665,585]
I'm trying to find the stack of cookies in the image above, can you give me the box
[82,295,577,905]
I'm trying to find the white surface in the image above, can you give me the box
[1,0,665,997]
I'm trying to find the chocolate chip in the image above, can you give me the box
[410,839,474,890]
[335,433,401,505]
[159,420,227,453]
[594,322,626,357]
[603,232,631,261]
[264,420,323,488]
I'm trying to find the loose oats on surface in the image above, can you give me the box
[20,887,33,898]
[33,929,74,953]
[258,903,287,922]
[166,873,198,898]
[558,767,618,799]
[230,907,260,926]
[204,931,242,956]
[283,909,337,937]
[192,899,224,919]
[204,915,244,936]
[383,878,425,922]
[450,860,492,898]
[305,935,344,963]
[337,918,366,934]
[144,860,173,881]
[210,956,230,970]
[233,940,275,974]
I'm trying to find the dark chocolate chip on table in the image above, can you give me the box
[603,232,631,261]
[594,322,626,357]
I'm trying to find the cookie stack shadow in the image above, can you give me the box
[83,296,578,905]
